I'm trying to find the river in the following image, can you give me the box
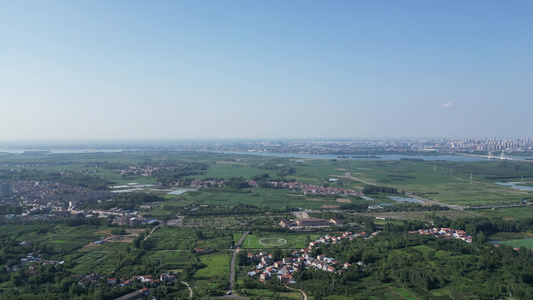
[212,151,487,162]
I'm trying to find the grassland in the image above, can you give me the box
[501,238,533,249]
[193,156,533,207]
[236,233,320,249]
[469,205,533,219]
[3,151,533,208]
[5,151,533,298]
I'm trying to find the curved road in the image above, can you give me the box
[287,286,308,300]
[345,172,474,213]
[181,281,193,298]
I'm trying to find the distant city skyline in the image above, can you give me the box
[1,1,532,140]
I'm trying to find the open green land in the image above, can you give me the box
[3,151,533,299]
[236,233,321,249]
[2,150,532,207]
[469,205,533,219]
[501,238,533,249]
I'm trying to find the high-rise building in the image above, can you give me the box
[0,182,13,198]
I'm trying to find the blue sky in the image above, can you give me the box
[1,1,532,140]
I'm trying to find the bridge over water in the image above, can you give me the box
[462,151,533,163]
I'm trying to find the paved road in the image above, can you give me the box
[345,172,475,214]
[144,225,160,241]
[344,172,376,186]
[226,231,250,297]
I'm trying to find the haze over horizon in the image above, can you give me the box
[1,1,532,141]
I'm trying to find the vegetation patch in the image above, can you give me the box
[259,237,287,246]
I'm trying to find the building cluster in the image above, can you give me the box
[301,184,359,196]
[176,138,533,154]
[12,180,113,209]
[248,231,377,284]
[76,272,176,291]
[256,180,360,196]
[5,248,64,275]
[0,181,13,198]
[190,179,225,188]
[188,179,361,197]
[111,213,159,226]
[117,164,192,177]
[1,180,156,223]
[279,218,344,228]
[409,227,472,243]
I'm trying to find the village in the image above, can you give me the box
[409,227,473,243]
[189,178,361,196]
[246,231,378,285]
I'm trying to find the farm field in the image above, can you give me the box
[3,150,533,298]
[501,238,533,249]
[469,206,533,219]
[236,233,321,249]
[182,188,363,210]
[177,156,533,207]
[2,150,533,207]
[326,159,533,206]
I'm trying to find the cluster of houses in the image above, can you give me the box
[409,227,473,243]
[76,272,176,288]
[5,249,64,275]
[248,180,360,196]
[184,179,362,197]
[111,213,160,226]
[190,179,225,189]
[117,164,193,177]
[247,231,378,285]
[4,180,115,221]
[13,180,112,207]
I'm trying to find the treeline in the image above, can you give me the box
[250,164,296,178]
[156,163,208,186]
[382,204,450,212]
[362,185,398,194]
[183,203,288,217]
[0,169,111,190]
[435,216,533,237]
[297,232,533,299]
[0,205,23,215]
[84,192,165,210]
[84,161,130,170]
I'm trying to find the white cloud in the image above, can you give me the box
[443,102,453,108]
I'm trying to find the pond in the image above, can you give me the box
[167,189,197,195]
[387,196,425,203]
[494,182,533,191]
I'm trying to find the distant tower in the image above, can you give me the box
[0,182,13,198]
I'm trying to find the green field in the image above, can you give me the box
[470,206,533,219]
[501,238,533,249]
[4,150,533,298]
[3,151,533,207]
[237,233,320,249]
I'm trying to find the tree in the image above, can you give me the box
[196,230,204,239]
[236,251,247,266]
